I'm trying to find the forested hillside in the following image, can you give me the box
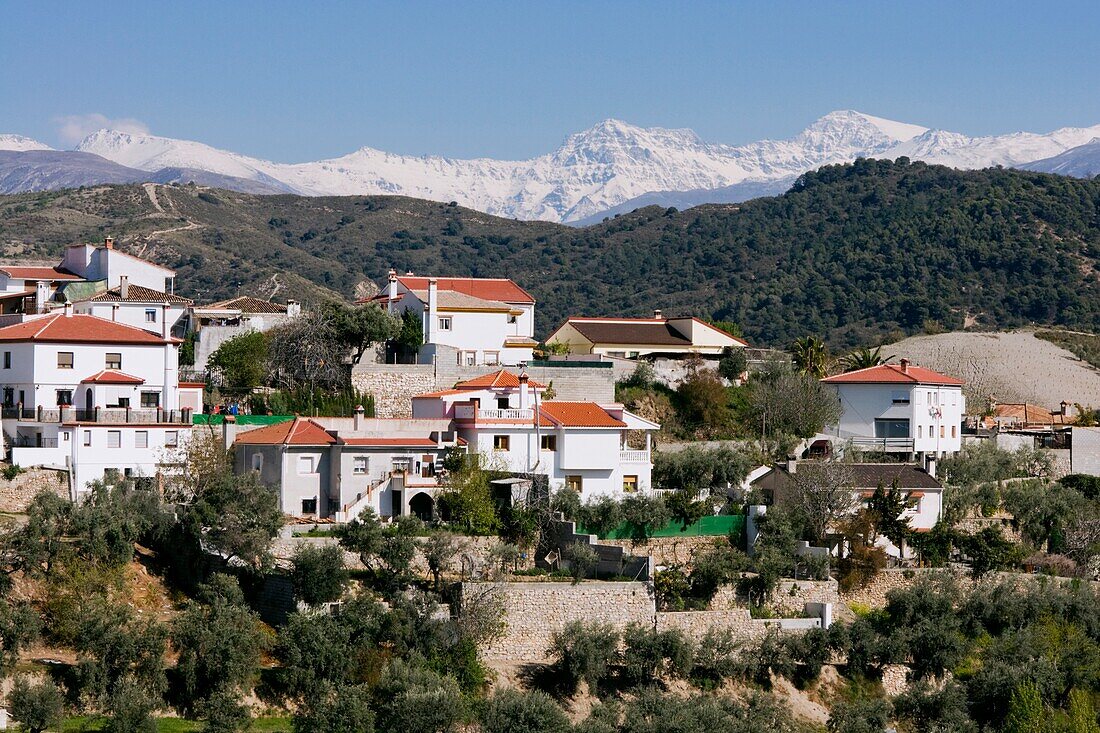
[0,158,1098,347]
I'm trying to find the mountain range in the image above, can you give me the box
[2,111,1100,223]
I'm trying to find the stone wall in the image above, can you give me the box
[350,364,435,418]
[0,467,69,512]
[710,577,839,616]
[599,535,720,569]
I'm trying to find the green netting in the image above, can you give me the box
[192,414,295,426]
[580,514,744,540]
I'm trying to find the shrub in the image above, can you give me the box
[621,623,693,686]
[291,543,348,606]
[565,542,598,584]
[371,659,464,733]
[548,621,620,694]
[8,677,64,733]
[620,494,670,541]
[827,696,892,733]
[480,688,571,733]
[293,682,375,733]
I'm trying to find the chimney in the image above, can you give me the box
[899,358,910,374]
[119,275,129,299]
[786,456,797,474]
[354,404,364,431]
[426,278,438,343]
[926,455,937,479]
[386,270,399,312]
[63,302,72,317]
[653,309,663,319]
[104,236,114,250]
[518,370,530,410]
[34,280,50,314]
[161,304,169,339]
[286,299,301,318]
[111,303,119,322]
[1061,400,1069,416]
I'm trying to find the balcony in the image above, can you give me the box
[454,405,534,422]
[2,406,193,425]
[620,449,651,463]
[848,436,915,452]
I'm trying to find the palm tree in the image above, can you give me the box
[791,336,829,378]
[841,346,896,373]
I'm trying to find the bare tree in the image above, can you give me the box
[788,460,856,545]
[265,312,348,391]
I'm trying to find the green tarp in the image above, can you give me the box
[580,514,744,540]
[193,414,295,426]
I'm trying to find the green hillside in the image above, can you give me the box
[1,158,1098,347]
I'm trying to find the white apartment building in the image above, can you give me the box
[821,359,965,457]
[411,370,659,499]
[367,270,537,366]
[0,307,192,498]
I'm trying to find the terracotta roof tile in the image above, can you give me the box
[821,363,964,386]
[558,317,748,348]
[341,437,440,447]
[0,314,178,345]
[539,401,626,428]
[0,266,83,281]
[82,284,193,305]
[234,417,336,446]
[202,296,288,314]
[81,369,145,385]
[396,276,534,304]
[455,370,545,389]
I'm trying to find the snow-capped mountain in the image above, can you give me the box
[1022,138,1100,178]
[3,110,1098,221]
[0,134,53,152]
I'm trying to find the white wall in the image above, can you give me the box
[830,383,963,455]
[76,302,187,336]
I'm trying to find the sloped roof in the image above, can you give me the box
[565,318,692,346]
[81,369,145,385]
[397,276,534,304]
[341,437,440,447]
[234,417,336,446]
[821,363,964,386]
[455,370,545,389]
[752,462,943,491]
[412,389,469,399]
[0,314,177,344]
[202,296,287,314]
[82,283,193,305]
[409,289,512,311]
[539,401,627,428]
[0,265,82,281]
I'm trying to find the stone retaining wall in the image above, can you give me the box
[350,364,435,418]
[710,577,839,616]
[600,535,720,569]
[0,467,69,512]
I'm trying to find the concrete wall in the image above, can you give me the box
[1073,427,1100,476]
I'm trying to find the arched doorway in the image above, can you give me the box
[409,492,435,522]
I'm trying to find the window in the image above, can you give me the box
[2,388,12,407]
[56,390,72,406]
[2,352,9,369]
[951,391,958,406]
[298,455,317,474]
[484,351,499,365]
[62,432,69,442]
[917,425,923,439]
[927,392,932,405]
[493,435,510,451]
[464,351,476,366]
[83,431,91,446]
[140,392,160,408]
[252,453,263,472]
[165,431,178,447]
[301,498,317,515]
[873,419,910,439]
[57,352,73,369]
[353,456,368,475]
[507,313,518,324]
[438,316,452,331]
[107,430,121,448]
[496,397,510,409]
[540,435,557,451]
[105,353,122,370]
[951,425,957,438]
[145,309,157,323]
[891,390,910,405]
[940,425,946,438]
[135,431,148,449]
[392,456,411,472]
[623,475,638,493]
[566,475,583,493]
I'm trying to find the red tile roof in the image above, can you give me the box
[0,266,82,281]
[234,417,336,446]
[455,370,545,389]
[82,284,192,305]
[0,314,178,345]
[539,402,627,428]
[396,276,534,304]
[821,363,964,386]
[341,437,441,447]
[412,389,469,398]
[202,296,287,313]
[81,369,145,385]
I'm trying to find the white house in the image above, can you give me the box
[821,359,965,457]
[0,307,192,498]
[546,311,748,358]
[188,296,301,372]
[73,277,193,336]
[367,271,537,366]
[232,415,461,521]
[411,370,659,499]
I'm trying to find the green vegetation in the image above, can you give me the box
[1036,329,1100,370]
[3,160,1099,346]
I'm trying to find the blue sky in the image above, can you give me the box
[2,1,1098,161]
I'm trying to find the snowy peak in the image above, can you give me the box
[0,134,53,152]
[794,110,928,155]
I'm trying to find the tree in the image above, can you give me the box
[74,602,167,714]
[791,336,828,378]
[423,532,462,591]
[827,697,891,733]
[437,462,499,535]
[787,461,856,546]
[0,599,40,676]
[265,312,349,392]
[187,470,283,571]
[652,445,751,494]
[293,682,375,733]
[104,679,159,733]
[961,526,1024,577]
[621,623,693,686]
[207,331,268,392]
[565,542,598,584]
[676,363,732,436]
[291,544,348,606]
[8,677,64,733]
[322,301,401,364]
[548,622,620,694]
[620,494,670,541]
[717,345,748,382]
[337,509,420,593]
[480,689,571,733]
[840,346,895,372]
[1003,681,1049,733]
[371,659,464,733]
[394,309,423,361]
[748,361,842,450]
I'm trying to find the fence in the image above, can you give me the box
[580,514,745,540]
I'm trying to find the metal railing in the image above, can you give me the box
[2,406,192,424]
[849,436,915,452]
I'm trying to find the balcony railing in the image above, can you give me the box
[849,437,915,452]
[454,405,534,421]
[2,406,192,424]
[620,449,651,463]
